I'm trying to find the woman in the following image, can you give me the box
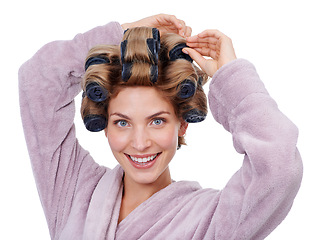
[19,14,302,239]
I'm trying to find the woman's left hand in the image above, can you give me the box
[121,14,192,37]
[184,29,237,77]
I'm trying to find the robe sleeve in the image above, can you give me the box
[207,59,303,239]
[18,22,123,238]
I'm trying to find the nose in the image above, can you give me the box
[131,126,151,152]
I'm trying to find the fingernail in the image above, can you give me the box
[182,49,189,54]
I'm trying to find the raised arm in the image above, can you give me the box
[19,22,124,237]
[186,31,303,239]
[19,22,123,166]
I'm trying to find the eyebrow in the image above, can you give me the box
[109,111,170,120]
[109,112,131,120]
[146,111,170,120]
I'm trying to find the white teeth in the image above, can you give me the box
[130,154,157,164]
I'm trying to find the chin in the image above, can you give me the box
[132,173,160,185]
[127,165,169,185]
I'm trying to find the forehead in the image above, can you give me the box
[108,86,175,116]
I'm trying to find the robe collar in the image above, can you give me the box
[83,164,202,239]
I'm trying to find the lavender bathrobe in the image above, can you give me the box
[19,22,303,240]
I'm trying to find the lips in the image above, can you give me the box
[125,153,161,169]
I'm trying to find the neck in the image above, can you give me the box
[122,168,172,207]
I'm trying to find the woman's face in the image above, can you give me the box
[105,86,187,185]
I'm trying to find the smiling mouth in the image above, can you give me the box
[126,153,161,165]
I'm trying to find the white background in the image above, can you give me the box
[1,0,317,239]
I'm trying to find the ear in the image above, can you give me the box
[104,128,108,138]
[178,120,188,137]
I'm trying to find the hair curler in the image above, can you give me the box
[84,55,110,102]
[183,108,206,123]
[178,79,197,99]
[85,56,110,71]
[85,82,108,102]
[83,114,107,132]
[169,43,193,62]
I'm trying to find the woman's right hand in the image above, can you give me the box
[184,29,237,77]
[121,14,192,37]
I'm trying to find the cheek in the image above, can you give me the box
[107,130,129,152]
[154,126,179,149]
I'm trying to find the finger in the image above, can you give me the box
[183,26,192,37]
[187,35,219,45]
[186,41,217,49]
[182,48,206,69]
[193,47,218,59]
[177,20,189,37]
[197,29,224,39]
[157,14,188,37]
[186,43,218,58]
[186,35,199,43]
[160,15,192,38]
[158,14,183,30]
[183,48,217,77]
[178,20,186,29]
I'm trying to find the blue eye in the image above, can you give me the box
[116,120,128,127]
[152,119,163,126]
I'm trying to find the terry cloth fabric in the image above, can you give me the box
[19,22,303,240]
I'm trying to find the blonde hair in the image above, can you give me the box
[81,27,208,148]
